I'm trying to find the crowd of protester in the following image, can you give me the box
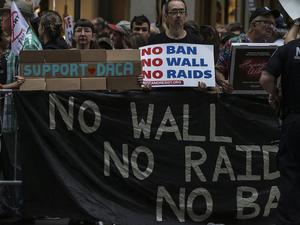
[0,0,300,224]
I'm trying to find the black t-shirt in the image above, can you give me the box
[43,38,69,50]
[264,38,300,114]
[148,31,204,45]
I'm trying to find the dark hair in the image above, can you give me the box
[220,32,236,45]
[30,16,40,36]
[184,20,200,36]
[93,17,108,29]
[97,37,113,49]
[164,0,187,14]
[125,33,147,49]
[130,15,150,31]
[0,24,9,51]
[74,19,95,33]
[227,22,244,33]
[39,11,63,42]
[199,25,220,63]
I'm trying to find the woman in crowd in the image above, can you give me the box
[38,10,69,49]
[73,19,99,49]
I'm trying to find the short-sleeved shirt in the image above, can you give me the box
[264,38,300,115]
[216,33,251,79]
[148,31,204,45]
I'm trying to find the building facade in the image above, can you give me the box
[0,0,284,28]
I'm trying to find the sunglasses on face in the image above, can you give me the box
[167,9,186,16]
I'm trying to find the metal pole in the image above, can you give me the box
[74,0,81,22]
[13,126,18,180]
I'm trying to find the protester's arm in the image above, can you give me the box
[1,76,25,89]
[285,19,300,44]
[197,81,207,90]
[260,71,277,94]
[137,74,152,91]
[260,70,279,108]
[215,40,234,93]
[216,69,233,93]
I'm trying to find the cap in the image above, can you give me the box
[108,22,130,35]
[116,20,130,35]
[108,23,117,31]
[117,20,130,30]
[0,0,33,17]
[249,7,280,24]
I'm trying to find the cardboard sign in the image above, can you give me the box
[229,43,279,94]
[20,62,139,78]
[140,44,215,87]
[279,0,300,20]
[19,49,141,91]
[20,78,46,91]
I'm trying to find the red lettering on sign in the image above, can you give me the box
[141,47,163,56]
[142,58,163,67]
[142,70,163,79]
[152,58,163,67]
[153,70,163,79]
[142,59,151,67]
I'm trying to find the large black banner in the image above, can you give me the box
[15,90,280,225]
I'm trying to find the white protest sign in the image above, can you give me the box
[64,16,74,47]
[279,0,300,20]
[11,1,29,55]
[140,43,215,87]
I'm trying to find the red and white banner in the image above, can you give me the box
[11,1,29,55]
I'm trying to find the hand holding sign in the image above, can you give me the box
[15,75,25,86]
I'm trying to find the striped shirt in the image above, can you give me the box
[2,27,42,133]
[216,33,251,80]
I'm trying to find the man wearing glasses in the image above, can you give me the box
[215,7,280,93]
[148,0,203,44]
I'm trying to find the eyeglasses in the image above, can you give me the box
[167,9,186,16]
[252,20,275,27]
